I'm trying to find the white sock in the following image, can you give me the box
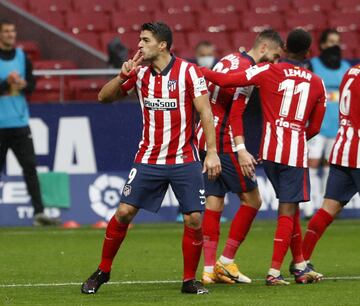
[294,261,307,270]
[268,268,280,277]
[204,266,214,273]
[219,255,234,265]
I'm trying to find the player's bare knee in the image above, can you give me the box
[115,203,138,223]
[278,203,298,216]
[322,199,343,217]
[183,212,202,229]
[240,189,262,210]
[205,195,224,212]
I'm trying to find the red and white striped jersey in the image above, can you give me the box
[201,61,327,168]
[197,52,254,153]
[329,64,360,168]
[120,56,208,165]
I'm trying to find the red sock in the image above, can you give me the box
[271,215,294,270]
[302,208,334,261]
[202,209,221,267]
[183,225,203,281]
[222,205,258,259]
[290,208,304,264]
[98,216,129,273]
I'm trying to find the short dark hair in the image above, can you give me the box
[0,19,15,30]
[195,40,215,51]
[254,29,284,49]
[141,22,172,51]
[319,28,339,47]
[286,28,312,55]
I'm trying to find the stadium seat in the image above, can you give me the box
[28,0,71,13]
[242,13,285,32]
[292,0,335,13]
[187,32,233,57]
[198,12,241,32]
[72,0,116,13]
[8,0,28,10]
[231,32,258,52]
[335,0,360,12]
[154,12,196,32]
[71,33,101,50]
[111,12,153,33]
[161,0,205,14]
[285,12,328,31]
[33,59,77,70]
[171,32,188,56]
[116,0,161,13]
[341,47,356,59]
[205,0,246,13]
[16,41,41,61]
[33,59,78,84]
[33,11,66,30]
[65,12,110,34]
[247,0,292,13]
[69,78,108,101]
[340,32,359,54]
[28,79,62,103]
[328,13,360,32]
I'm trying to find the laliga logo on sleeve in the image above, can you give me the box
[89,174,126,221]
[199,189,206,205]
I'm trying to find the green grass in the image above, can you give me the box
[1,220,360,305]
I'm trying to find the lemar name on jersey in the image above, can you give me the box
[283,68,312,81]
[143,98,178,111]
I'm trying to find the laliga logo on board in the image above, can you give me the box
[89,174,126,221]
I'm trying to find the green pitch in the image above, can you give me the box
[1,220,359,305]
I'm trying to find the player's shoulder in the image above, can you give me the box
[345,64,360,78]
[219,52,254,71]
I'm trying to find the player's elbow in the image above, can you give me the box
[98,91,112,104]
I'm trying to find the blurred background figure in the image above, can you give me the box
[107,36,128,68]
[305,29,351,218]
[0,19,59,226]
[193,40,218,69]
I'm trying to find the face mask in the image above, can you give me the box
[320,45,342,69]
[197,56,215,68]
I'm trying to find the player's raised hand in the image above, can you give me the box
[237,148,257,179]
[203,151,221,181]
[120,50,144,79]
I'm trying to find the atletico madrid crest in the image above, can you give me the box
[168,80,177,92]
[123,185,132,197]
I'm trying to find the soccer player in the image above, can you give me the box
[81,22,221,295]
[302,64,360,270]
[197,30,284,285]
[200,29,326,285]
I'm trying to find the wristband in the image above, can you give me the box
[119,71,129,81]
[235,143,246,151]
[119,69,137,81]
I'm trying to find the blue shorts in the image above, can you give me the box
[200,151,257,197]
[263,160,310,203]
[120,162,205,213]
[324,164,360,205]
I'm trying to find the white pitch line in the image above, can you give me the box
[1,276,360,288]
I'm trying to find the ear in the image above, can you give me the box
[159,41,168,52]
